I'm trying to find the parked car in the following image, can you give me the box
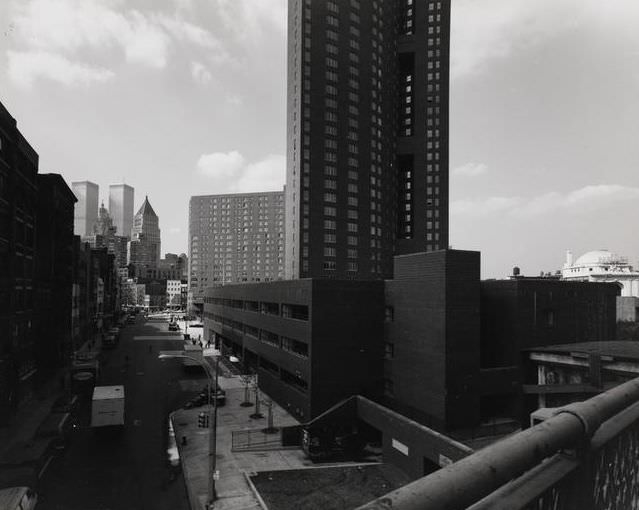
[184,388,226,408]
[127,315,136,324]
[168,322,180,331]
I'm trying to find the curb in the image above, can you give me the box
[244,472,269,510]
[170,411,199,510]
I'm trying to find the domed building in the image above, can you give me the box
[562,249,639,321]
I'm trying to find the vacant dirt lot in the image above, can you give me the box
[249,463,410,510]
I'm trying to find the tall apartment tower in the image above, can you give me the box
[188,191,285,311]
[72,181,99,236]
[285,0,450,280]
[109,184,134,237]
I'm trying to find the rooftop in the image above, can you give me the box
[530,340,639,360]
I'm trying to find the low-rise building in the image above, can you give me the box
[205,279,384,422]
[562,249,639,321]
[204,250,620,439]
[525,341,639,424]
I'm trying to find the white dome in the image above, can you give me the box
[574,250,618,266]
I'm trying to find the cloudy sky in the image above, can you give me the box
[1,0,638,278]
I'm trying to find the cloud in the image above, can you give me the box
[213,0,286,46]
[452,184,639,218]
[168,227,182,234]
[7,0,228,85]
[196,151,284,193]
[238,154,285,192]
[191,61,212,84]
[7,50,115,87]
[452,196,520,216]
[124,12,171,68]
[197,151,245,178]
[450,0,639,80]
[226,95,243,106]
[453,162,488,177]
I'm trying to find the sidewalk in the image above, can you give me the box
[0,332,103,487]
[172,365,313,510]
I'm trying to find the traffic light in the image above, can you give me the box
[198,412,209,428]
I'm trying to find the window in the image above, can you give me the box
[281,368,308,392]
[260,302,279,315]
[260,329,280,346]
[385,306,394,322]
[260,357,279,374]
[282,303,309,320]
[383,378,394,396]
[544,309,555,327]
[282,337,309,358]
[384,342,394,359]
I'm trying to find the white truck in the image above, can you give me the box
[91,385,125,428]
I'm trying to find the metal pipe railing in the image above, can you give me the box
[356,376,639,510]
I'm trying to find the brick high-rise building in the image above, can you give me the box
[0,101,39,419]
[188,191,284,313]
[285,0,450,279]
[35,174,77,379]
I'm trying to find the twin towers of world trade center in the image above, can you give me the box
[285,0,450,280]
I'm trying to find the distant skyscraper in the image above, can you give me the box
[72,181,99,236]
[128,196,161,276]
[188,191,284,310]
[285,0,450,279]
[82,202,128,268]
[109,184,134,237]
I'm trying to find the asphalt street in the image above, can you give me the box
[37,315,205,510]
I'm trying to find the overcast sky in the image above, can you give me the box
[1,0,638,278]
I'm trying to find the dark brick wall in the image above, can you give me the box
[205,279,384,421]
[384,250,481,432]
[311,280,384,417]
[481,279,620,369]
[35,174,76,379]
[445,251,481,429]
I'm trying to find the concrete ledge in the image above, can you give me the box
[244,472,269,510]
[170,411,199,510]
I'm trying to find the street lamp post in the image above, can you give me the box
[158,352,219,508]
